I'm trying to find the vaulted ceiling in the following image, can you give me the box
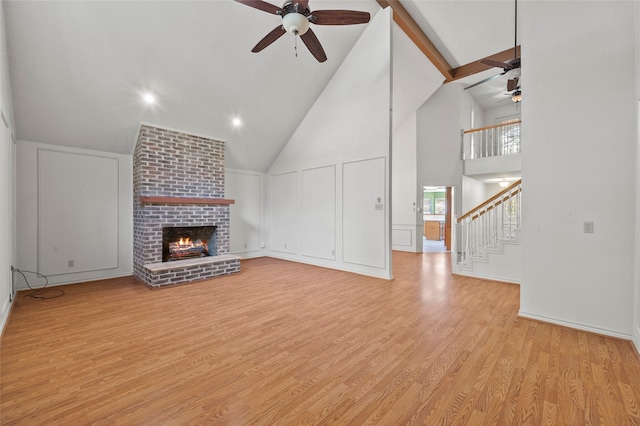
[3,0,519,171]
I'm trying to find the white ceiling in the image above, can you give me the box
[400,0,521,110]
[3,0,519,171]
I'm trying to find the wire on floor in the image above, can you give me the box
[14,269,65,299]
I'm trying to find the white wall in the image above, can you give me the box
[520,1,636,338]
[391,22,443,133]
[463,155,522,180]
[267,8,393,279]
[16,141,133,289]
[225,169,267,259]
[461,176,487,213]
[0,0,16,334]
[301,165,336,260]
[417,84,465,216]
[483,102,520,127]
[634,0,640,353]
[390,21,443,254]
[392,113,421,252]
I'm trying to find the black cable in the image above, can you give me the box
[15,269,65,299]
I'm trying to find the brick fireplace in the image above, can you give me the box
[133,124,240,287]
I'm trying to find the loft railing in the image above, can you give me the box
[455,179,522,268]
[462,120,521,160]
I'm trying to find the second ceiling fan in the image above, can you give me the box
[466,0,521,94]
[234,0,371,63]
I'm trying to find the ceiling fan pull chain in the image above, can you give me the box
[294,34,298,58]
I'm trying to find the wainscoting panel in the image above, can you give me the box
[38,149,119,276]
[342,157,386,269]
[392,228,413,247]
[271,172,298,254]
[302,165,336,261]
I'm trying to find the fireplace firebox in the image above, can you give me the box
[162,226,217,262]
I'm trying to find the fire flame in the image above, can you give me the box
[178,237,192,246]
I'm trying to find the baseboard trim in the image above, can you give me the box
[0,296,15,343]
[519,310,632,340]
[452,272,520,285]
[15,272,134,291]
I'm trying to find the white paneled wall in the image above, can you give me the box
[343,157,386,269]
[270,172,298,254]
[37,150,119,275]
[302,166,336,261]
[16,141,133,289]
[266,8,392,279]
[225,170,264,258]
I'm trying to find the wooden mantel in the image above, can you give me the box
[138,196,235,205]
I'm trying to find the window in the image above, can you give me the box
[496,115,520,155]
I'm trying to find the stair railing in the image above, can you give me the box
[462,119,521,160]
[455,179,522,268]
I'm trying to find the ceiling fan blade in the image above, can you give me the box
[300,28,327,62]
[310,10,371,25]
[464,73,502,90]
[296,0,310,10]
[251,25,287,53]
[507,77,519,92]
[481,58,514,70]
[233,0,282,15]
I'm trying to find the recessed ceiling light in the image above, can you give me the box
[143,93,156,105]
[232,117,242,127]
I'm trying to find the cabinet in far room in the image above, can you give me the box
[424,220,442,240]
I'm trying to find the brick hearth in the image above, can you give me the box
[133,124,240,287]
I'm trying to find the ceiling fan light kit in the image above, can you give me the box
[282,12,309,35]
[234,0,370,62]
[511,90,522,103]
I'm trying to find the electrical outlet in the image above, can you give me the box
[583,221,594,233]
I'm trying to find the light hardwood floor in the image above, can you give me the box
[2,253,640,424]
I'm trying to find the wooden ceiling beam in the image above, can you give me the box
[377,0,452,82]
[448,45,521,83]
[376,2,521,84]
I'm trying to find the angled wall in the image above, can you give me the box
[267,8,393,278]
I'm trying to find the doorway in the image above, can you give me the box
[422,186,453,252]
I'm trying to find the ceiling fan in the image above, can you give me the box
[234,0,371,63]
[466,0,521,93]
[499,87,522,103]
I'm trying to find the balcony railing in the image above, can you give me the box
[455,179,522,268]
[462,120,521,160]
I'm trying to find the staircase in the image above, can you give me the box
[453,179,522,283]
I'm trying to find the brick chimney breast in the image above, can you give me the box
[133,125,239,287]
